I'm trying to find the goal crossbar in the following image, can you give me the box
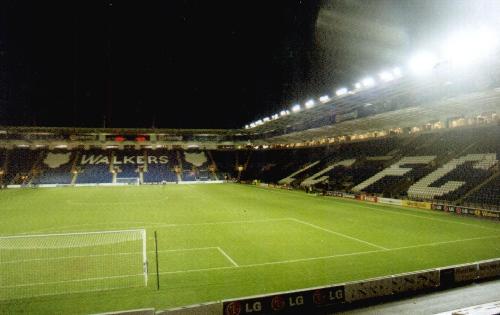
[0,229,146,239]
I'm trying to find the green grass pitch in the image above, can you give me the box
[1,184,500,314]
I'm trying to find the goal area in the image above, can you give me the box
[0,229,147,300]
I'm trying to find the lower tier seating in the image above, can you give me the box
[1,125,499,207]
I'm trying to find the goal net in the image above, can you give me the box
[116,177,140,185]
[0,229,147,300]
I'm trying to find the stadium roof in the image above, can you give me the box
[264,89,500,144]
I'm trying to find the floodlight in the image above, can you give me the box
[378,71,394,82]
[335,88,348,96]
[263,117,270,122]
[291,104,301,112]
[409,51,438,75]
[256,119,263,125]
[305,99,315,108]
[392,67,402,77]
[319,95,331,103]
[271,114,279,120]
[361,77,375,87]
[250,123,256,128]
[245,125,249,129]
[442,28,498,66]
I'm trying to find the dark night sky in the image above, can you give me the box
[0,0,498,129]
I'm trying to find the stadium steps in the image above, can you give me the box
[300,159,356,187]
[175,150,183,182]
[10,173,23,185]
[457,142,477,157]
[110,151,117,184]
[26,151,45,185]
[0,150,7,186]
[206,150,219,180]
[243,150,252,171]
[70,151,81,184]
[71,171,79,184]
[456,168,500,205]
[139,150,147,184]
[278,161,320,185]
[235,150,252,181]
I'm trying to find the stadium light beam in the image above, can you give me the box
[305,99,315,109]
[442,28,499,67]
[335,88,348,96]
[409,51,438,75]
[319,95,331,103]
[361,77,376,88]
[291,104,301,113]
[378,71,394,82]
[393,67,402,77]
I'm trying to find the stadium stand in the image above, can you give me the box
[75,150,113,184]
[464,174,500,209]
[352,156,436,195]
[407,153,497,201]
[179,150,212,181]
[32,151,77,185]
[142,150,177,183]
[113,150,141,183]
[1,125,499,208]
[5,149,40,185]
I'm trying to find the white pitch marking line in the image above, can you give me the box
[217,247,239,267]
[159,234,500,275]
[2,236,499,288]
[159,247,218,253]
[10,218,292,237]
[153,217,291,228]
[252,186,500,232]
[341,202,500,232]
[289,218,388,250]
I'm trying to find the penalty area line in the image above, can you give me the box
[288,218,388,250]
[159,234,500,275]
[217,247,239,267]
[3,236,499,288]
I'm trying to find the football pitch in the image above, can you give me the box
[1,184,500,314]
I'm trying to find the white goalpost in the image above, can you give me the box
[0,229,148,300]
